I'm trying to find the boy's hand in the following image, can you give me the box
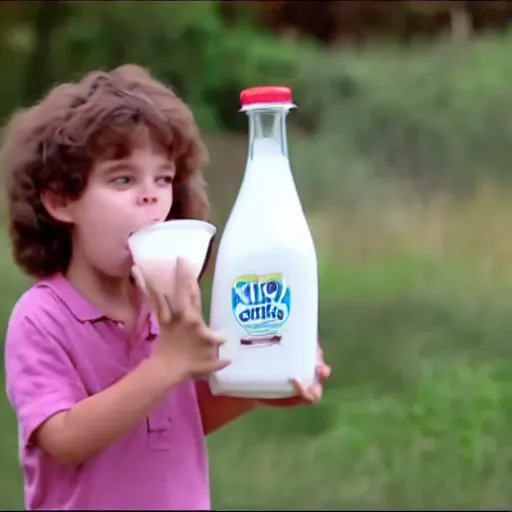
[132,258,230,385]
[259,344,331,407]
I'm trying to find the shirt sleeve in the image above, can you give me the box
[5,313,88,448]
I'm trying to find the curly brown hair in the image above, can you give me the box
[0,64,210,279]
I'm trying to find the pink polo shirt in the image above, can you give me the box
[4,274,210,510]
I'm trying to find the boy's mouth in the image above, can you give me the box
[129,219,162,238]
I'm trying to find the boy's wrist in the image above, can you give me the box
[141,354,184,392]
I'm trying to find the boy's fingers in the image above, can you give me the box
[291,378,319,403]
[132,265,171,323]
[182,259,203,313]
[173,258,201,317]
[205,329,227,346]
[170,258,189,318]
[131,265,148,295]
[157,294,173,324]
[204,358,231,376]
[316,363,331,381]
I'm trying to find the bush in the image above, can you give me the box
[4,3,512,193]
[289,33,512,194]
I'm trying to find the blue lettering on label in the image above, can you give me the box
[231,273,291,336]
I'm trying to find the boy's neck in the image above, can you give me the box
[66,258,140,328]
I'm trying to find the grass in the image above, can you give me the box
[207,287,512,508]
[2,177,512,508]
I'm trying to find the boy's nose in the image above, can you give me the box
[141,195,157,205]
[138,187,158,206]
[137,180,159,206]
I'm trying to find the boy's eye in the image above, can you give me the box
[157,175,174,185]
[112,176,131,185]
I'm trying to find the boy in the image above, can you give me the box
[1,65,330,510]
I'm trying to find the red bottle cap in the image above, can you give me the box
[240,86,293,107]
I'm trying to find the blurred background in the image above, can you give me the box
[2,0,512,508]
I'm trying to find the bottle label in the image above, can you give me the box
[231,273,291,346]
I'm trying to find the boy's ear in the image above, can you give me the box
[40,190,74,224]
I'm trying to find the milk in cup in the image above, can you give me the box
[208,86,318,399]
[128,220,216,292]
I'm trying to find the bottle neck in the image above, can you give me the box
[247,107,290,161]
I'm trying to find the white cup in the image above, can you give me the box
[128,220,217,281]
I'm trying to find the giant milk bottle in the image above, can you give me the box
[208,86,318,399]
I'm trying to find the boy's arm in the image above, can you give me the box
[5,314,178,466]
[36,357,174,465]
[196,338,328,432]
[195,380,257,435]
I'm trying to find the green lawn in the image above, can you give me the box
[2,192,512,508]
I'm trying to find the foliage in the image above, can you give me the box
[3,2,512,509]
[290,32,512,196]
[2,2,512,194]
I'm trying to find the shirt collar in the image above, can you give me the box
[37,273,158,339]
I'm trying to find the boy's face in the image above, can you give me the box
[50,132,176,277]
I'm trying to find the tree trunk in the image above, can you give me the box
[449,1,472,43]
[23,1,64,105]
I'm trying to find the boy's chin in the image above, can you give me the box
[96,258,135,280]
[120,261,136,279]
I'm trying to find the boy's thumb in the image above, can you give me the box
[131,264,172,324]
[131,265,148,295]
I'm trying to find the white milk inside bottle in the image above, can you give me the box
[208,86,318,399]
